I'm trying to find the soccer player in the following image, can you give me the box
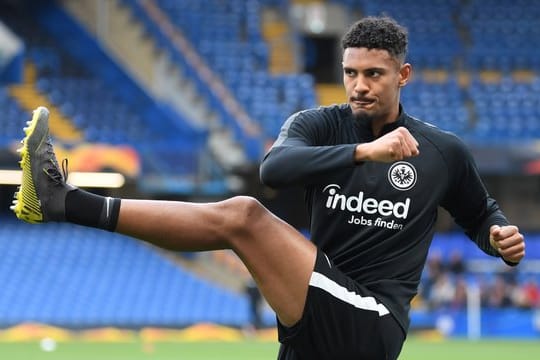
[12,16,525,360]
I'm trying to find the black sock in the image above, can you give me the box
[65,189,121,231]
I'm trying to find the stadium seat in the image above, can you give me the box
[0,217,254,328]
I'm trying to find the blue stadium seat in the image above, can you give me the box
[0,217,254,328]
[0,88,26,146]
[467,76,540,142]
[401,77,470,135]
[0,4,214,186]
[122,0,317,140]
[461,0,540,70]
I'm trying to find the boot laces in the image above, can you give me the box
[43,137,68,184]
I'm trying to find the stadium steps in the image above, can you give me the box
[62,0,255,176]
[315,83,345,106]
[66,0,157,92]
[261,9,297,74]
[62,0,216,131]
[8,62,83,143]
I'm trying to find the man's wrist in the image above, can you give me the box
[502,258,520,267]
[354,143,371,162]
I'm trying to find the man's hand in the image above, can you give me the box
[355,127,419,163]
[490,225,525,264]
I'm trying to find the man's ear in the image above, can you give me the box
[398,63,412,87]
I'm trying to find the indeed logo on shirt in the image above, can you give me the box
[323,184,410,220]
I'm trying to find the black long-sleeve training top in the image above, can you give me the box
[260,104,510,333]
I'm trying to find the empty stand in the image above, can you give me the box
[401,77,470,135]
[0,1,212,184]
[139,0,318,139]
[461,0,540,71]
[468,76,540,142]
[0,217,254,328]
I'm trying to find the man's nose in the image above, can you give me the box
[353,77,368,93]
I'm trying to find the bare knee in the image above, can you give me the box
[217,196,269,240]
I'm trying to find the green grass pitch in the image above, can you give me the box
[0,338,538,359]
[399,338,540,360]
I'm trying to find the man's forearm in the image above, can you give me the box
[260,144,357,188]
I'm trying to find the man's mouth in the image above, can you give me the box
[351,98,376,108]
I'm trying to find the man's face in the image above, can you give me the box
[342,47,409,124]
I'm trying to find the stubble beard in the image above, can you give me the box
[352,109,375,124]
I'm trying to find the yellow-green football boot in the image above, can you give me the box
[11,106,75,223]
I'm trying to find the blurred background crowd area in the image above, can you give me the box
[0,0,539,338]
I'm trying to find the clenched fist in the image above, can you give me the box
[355,127,419,163]
[490,225,525,264]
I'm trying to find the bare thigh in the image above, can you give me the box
[117,196,317,327]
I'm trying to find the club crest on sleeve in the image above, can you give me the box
[388,161,417,191]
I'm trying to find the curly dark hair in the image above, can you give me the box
[341,16,408,62]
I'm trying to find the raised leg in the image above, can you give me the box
[11,106,317,327]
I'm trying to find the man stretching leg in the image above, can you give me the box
[12,17,525,360]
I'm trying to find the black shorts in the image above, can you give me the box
[277,250,405,360]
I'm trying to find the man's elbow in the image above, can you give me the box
[259,160,282,188]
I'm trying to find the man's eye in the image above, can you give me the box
[368,71,380,77]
